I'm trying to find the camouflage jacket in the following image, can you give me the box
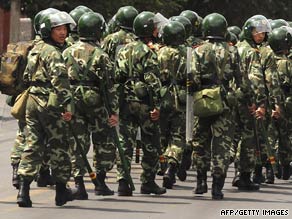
[101,29,136,63]
[273,54,292,105]
[191,40,243,103]
[236,40,267,105]
[23,40,72,110]
[157,44,187,111]
[66,33,79,47]
[63,40,118,114]
[115,39,161,106]
[259,44,282,106]
[186,36,203,48]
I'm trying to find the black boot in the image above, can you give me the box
[74,176,88,200]
[211,175,225,200]
[36,168,55,187]
[55,182,76,206]
[232,173,240,187]
[118,179,132,196]
[253,165,265,184]
[12,163,20,189]
[194,171,208,194]
[141,181,166,195]
[238,172,260,191]
[163,163,177,189]
[95,171,114,196]
[282,164,291,180]
[265,163,274,184]
[17,178,32,207]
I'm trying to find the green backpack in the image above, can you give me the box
[0,41,34,95]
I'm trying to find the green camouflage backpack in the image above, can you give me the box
[0,41,34,95]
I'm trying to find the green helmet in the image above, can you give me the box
[268,26,292,54]
[202,13,228,39]
[242,15,271,41]
[226,31,238,45]
[40,11,76,39]
[133,11,155,38]
[180,10,200,36]
[75,5,93,13]
[78,12,106,41]
[115,6,138,30]
[288,21,292,28]
[162,21,186,46]
[104,14,120,37]
[227,26,241,38]
[270,19,289,30]
[169,16,192,38]
[34,8,60,35]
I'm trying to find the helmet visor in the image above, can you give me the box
[50,11,76,30]
[251,18,271,33]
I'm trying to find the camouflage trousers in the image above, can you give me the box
[268,116,292,166]
[234,102,257,173]
[18,95,71,183]
[10,120,27,165]
[117,101,159,183]
[192,108,233,177]
[11,120,52,172]
[160,109,186,165]
[70,101,116,177]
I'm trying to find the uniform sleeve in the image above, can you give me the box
[45,49,72,109]
[246,49,267,106]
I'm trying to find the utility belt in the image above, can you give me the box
[30,81,52,88]
[70,80,97,87]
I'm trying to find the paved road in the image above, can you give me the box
[0,94,291,219]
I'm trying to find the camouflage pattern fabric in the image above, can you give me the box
[157,45,187,165]
[234,39,267,173]
[101,29,136,63]
[18,41,73,183]
[191,40,242,177]
[63,41,118,177]
[115,39,162,183]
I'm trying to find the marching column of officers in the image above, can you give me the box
[3,5,292,207]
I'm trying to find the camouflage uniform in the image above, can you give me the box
[157,45,187,169]
[234,39,267,185]
[271,54,292,167]
[18,39,73,184]
[115,39,162,184]
[63,41,118,178]
[10,36,53,188]
[192,40,242,179]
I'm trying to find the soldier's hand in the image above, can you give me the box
[62,111,72,121]
[255,106,266,120]
[271,105,281,119]
[150,108,160,121]
[248,103,256,115]
[108,114,118,127]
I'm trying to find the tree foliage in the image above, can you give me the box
[1,0,292,27]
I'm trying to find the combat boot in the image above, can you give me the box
[265,164,274,184]
[36,168,55,187]
[140,181,166,195]
[253,165,265,184]
[95,171,114,196]
[17,178,32,207]
[12,163,20,189]
[194,171,208,194]
[282,164,291,180]
[211,175,225,200]
[55,182,76,206]
[163,163,177,189]
[118,179,132,196]
[74,176,88,200]
[238,172,260,191]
